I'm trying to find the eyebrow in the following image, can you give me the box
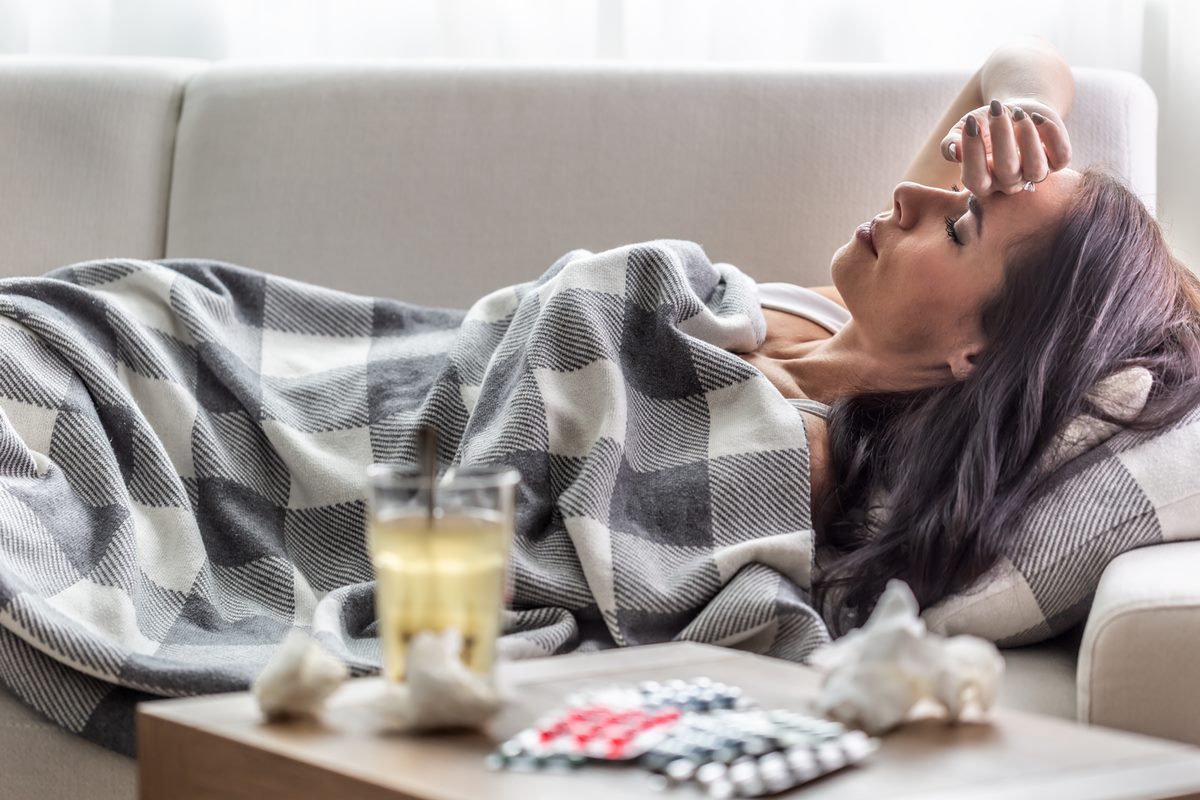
[967,193,984,239]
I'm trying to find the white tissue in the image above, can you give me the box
[809,580,1004,735]
[253,630,349,721]
[374,629,503,732]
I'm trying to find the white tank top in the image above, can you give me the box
[757,282,851,334]
[756,282,850,419]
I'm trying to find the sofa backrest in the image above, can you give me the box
[0,58,201,275]
[1,59,1158,308]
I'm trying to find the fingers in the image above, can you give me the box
[941,129,961,162]
[960,113,992,195]
[986,100,1023,193]
[1011,106,1049,183]
[956,100,1071,197]
[1030,111,1073,170]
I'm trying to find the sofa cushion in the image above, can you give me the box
[0,685,134,800]
[924,400,1200,647]
[997,634,1081,721]
[0,59,200,279]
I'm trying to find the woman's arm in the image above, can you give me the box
[885,36,1075,208]
[887,72,984,206]
[979,36,1074,122]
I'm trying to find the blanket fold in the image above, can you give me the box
[0,240,825,754]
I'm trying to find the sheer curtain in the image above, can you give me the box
[0,0,1195,265]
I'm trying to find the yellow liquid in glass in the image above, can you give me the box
[370,511,508,682]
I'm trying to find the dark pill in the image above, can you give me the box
[640,751,674,772]
[507,755,540,772]
[713,745,741,764]
[742,735,773,756]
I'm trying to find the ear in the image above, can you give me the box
[948,344,982,381]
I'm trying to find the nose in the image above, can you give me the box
[891,181,959,230]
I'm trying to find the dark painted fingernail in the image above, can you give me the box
[965,115,979,136]
[1012,106,1026,121]
[1031,112,1046,125]
[989,99,1002,116]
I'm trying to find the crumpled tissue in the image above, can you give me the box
[253,630,349,721]
[373,629,503,732]
[809,579,1004,735]
[252,628,503,733]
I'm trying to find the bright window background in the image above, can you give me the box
[1,0,1196,267]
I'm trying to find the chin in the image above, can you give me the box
[828,249,861,316]
[829,247,852,291]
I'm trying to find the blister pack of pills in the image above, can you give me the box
[639,708,876,797]
[485,678,877,796]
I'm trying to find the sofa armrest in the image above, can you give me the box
[1078,541,1200,746]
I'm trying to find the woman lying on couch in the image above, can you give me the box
[741,37,1200,632]
[0,37,1197,758]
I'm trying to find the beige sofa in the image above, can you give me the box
[1,57,1195,799]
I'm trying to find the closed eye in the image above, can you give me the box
[945,184,967,246]
[945,215,964,246]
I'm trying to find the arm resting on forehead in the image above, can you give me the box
[886,36,1075,212]
[980,35,1075,121]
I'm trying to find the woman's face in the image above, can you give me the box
[831,168,1081,379]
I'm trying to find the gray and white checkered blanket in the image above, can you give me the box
[0,240,827,755]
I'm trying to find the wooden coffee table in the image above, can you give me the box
[137,642,1200,800]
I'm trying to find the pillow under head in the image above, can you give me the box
[922,366,1200,645]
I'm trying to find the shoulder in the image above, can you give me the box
[798,410,832,504]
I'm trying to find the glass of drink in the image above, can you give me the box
[365,463,519,684]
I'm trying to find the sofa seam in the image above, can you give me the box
[1140,486,1200,515]
[1082,599,1200,724]
[160,66,205,259]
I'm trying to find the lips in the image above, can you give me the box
[855,218,879,258]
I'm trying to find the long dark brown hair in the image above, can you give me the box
[812,166,1200,635]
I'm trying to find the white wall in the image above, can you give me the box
[1143,0,1200,269]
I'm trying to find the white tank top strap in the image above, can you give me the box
[756,281,845,420]
[756,282,850,334]
[788,398,832,418]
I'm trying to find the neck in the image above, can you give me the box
[767,321,951,404]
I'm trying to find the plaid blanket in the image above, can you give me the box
[0,241,827,756]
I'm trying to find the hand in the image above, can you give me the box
[939,97,1072,196]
